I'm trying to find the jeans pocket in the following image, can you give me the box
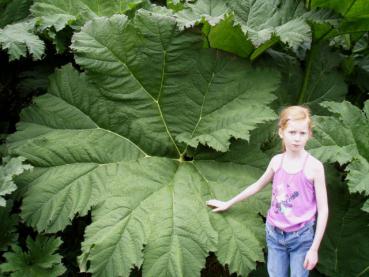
[298,224,315,242]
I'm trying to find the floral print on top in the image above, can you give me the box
[273,181,299,215]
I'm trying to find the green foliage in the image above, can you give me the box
[70,11,279,153]
[1,0,369,276]
[230,0,311,59]
[311,0,369,33]
[296,43,347,112]
[0,19,45,61]
[6,9,282,274]
[31,0,150,31]
[317,166,369,277]
[0,0,33,28]
[207,15,254,58]
[0,201,19,251]
[260,43,347,113]
[174,0,229,29]
[311,0,369,42]
[157,0,316,59]
[309,100,369,211]
[0,235,66,277]
[0,156,32,206]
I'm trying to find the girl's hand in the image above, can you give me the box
[206,199,231,212]
[303,248,318,270]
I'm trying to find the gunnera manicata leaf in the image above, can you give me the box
[7,10,281,276]
[308,100,369,212]
[317,165,369,277]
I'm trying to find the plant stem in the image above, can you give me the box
[298,44,315,104]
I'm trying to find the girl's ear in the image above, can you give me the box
[278,128,283,139]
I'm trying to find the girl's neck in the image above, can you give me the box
[284,149,307,159]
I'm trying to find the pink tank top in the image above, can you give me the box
[266,152,317,232]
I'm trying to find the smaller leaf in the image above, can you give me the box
[208,15,254,57]
[0,235,66,277]
[0,19,45,61]
[175,0,229,30]
[0,156,33,206]
[230,0,312,58]
[31,0,150,31]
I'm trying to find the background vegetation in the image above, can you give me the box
[1,0,369,276]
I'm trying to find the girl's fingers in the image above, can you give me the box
[206,201,216,207]
[303,257,308,269]
[206,200,222,207]
[206,200,215,205]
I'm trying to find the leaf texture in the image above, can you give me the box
[7,11,281,277]
[0,20,45,61]
[309,100,369,211]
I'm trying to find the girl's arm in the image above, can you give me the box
[310,162,329,251]
[206,156,277,212]
[304,161,329,270]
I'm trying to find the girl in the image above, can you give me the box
[206,106,329,277]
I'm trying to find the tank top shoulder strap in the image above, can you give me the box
[302,152,309,170]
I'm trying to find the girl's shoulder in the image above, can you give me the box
[270,153,283,173]
[305,153,324,172]
[304,153,325,183]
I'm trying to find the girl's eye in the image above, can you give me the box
[301,132,306,135]
[289,131,296,134]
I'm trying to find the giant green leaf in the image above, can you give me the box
[71,12,279,153]
[7,11,281,276]
[317,165,369,277]
[308,100,369,212]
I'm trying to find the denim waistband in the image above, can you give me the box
[267,220,315,235]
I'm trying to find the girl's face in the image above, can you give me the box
[279,119,311,152]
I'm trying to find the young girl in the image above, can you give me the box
[206,106,329,277]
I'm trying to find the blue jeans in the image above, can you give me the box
[265,221,315,277]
